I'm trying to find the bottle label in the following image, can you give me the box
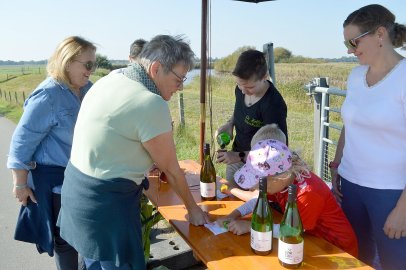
[278,240,303,264]
[200,182,215,198]
[250,229,272,252]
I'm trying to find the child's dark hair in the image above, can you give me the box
[232,49,268,80]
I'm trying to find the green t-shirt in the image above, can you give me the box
[70,74,172,184]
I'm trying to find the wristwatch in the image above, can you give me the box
[239,152,246,163]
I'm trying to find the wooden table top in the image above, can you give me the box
[145,160,372,270]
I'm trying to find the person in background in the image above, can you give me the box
[216,49,288,188]
[58,34,210,270]
[330,4,406,269]
[7,36,97,270]
[110,39,147,74]
[217,138,358,257]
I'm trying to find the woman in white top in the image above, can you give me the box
[331,4,406,270]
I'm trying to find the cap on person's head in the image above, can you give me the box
[234,139,293,189]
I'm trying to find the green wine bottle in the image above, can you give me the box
[278,184,304,268]
[251,176,273,255]
[200,143,216,201]
[216,132,231,150]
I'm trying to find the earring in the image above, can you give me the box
[379,38,383,48]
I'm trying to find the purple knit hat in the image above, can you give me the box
[234,139,293,189]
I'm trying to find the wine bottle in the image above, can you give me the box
[216,132,231,150]
[200,143,216,201]
[278,184,304,268]
[251,176,273,255]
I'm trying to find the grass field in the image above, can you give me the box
[0,63,355,178]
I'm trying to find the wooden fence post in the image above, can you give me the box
[15,92,18,103]
[23,92,26,103]
[178,93,185,127]
[8,91,12,102]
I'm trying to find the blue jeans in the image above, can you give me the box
[84,258,133,270]
[340,177,406,270]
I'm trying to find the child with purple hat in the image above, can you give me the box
[217,136,358,257]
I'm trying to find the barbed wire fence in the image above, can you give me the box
[0,88,26,105]
[0,66,44,105]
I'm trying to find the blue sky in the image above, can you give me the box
[1,0,405,61]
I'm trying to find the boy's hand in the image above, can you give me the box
[216,216,233,228]
[220,183,232,195]
[216,151,240,164]
[227,220,251,235]
[215,122,234,140]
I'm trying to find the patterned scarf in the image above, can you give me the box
[124,63,161,97]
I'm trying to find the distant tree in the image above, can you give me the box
[273,47,292,63]
[213,46,328,71]
[96,54,113,70]
[285,56,325,63]
[214,46,255,72]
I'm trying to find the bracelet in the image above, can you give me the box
[239,152,246,163]
[14,184,28,190]
[328,161,340,169]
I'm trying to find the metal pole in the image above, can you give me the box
[199,0,208,164]
[263,43,275,85]
[313,77,329,177]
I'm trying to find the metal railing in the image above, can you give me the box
[305,77,346,182]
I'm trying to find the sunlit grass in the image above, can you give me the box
[0,100,23,123]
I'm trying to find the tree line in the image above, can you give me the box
[1,48,357,72]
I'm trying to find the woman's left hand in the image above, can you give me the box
[186,205,210,226]
[13,186,37,207]
[383,204,406,239]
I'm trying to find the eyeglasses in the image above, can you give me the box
[344,30,372,49]
[74,60,97,72]
[170,70,187,83]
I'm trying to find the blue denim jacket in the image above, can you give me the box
[7,77,92,170]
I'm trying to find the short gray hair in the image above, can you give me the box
[251,124,287,148]
[138,35,195,73]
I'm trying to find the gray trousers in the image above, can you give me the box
[53,194,86,270]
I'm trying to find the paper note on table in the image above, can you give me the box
[204,222,228,235]
[205,221,279,237]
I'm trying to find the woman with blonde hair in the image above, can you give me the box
[7,36,96,270]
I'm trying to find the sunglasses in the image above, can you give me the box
[170,70,187,83]
[344,30,372,49]
[74,60,97,72]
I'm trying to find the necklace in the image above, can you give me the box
[247,94,259,106]
[246,81,268,107]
